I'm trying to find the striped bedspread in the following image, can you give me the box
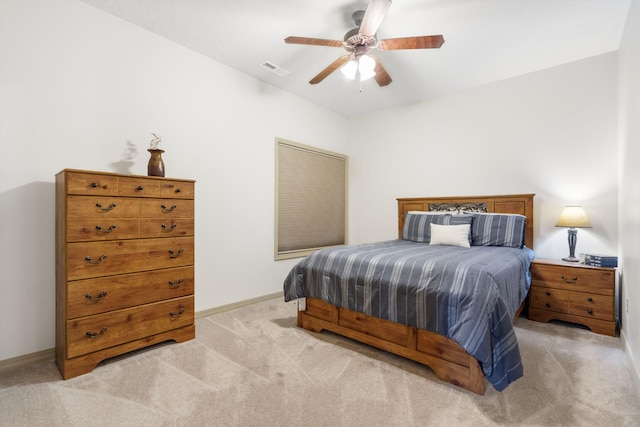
[283,239,535,391]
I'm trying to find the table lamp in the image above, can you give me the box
[555,206,592,262]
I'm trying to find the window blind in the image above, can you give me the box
[275,139,347,259]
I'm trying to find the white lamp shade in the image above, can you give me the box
[340,60,357,80]
[340,55,376,81]
[555,206,592,228]
[358,55,376,80]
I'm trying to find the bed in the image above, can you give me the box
[283,194,535,395]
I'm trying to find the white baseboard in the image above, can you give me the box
[620,328,640,397]
[195,291,283,319]
[0,292,284,374]
[0,348,55,374]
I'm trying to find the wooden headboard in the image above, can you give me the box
[397,194,535,248]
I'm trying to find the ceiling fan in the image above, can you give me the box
[284,0,444,87]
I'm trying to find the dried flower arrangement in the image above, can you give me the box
[149,133,162,150]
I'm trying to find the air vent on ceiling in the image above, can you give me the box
[260,61,289,77]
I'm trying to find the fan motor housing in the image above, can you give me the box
[344,10,369,44]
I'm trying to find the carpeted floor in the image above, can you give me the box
[1,297,639,426]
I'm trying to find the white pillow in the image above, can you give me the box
[429,223,471,248]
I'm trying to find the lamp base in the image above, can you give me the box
[563,228,579,263]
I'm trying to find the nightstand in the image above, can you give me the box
[528,258,616,336]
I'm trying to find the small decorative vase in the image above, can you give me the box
[147,149,165,177]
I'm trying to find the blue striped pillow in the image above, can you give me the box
[402,213,473,243]
[470,213,527,248]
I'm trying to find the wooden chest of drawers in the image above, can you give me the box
[55,169,196,379]
[528,258,616,336]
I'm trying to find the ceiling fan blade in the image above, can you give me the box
[359,0,392,37]
[309,55,352,85]
[378,35,445,50]
[372,57,392,86]
[284,36,343,47]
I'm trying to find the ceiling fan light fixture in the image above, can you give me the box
[340,59,358,80]
[340,55,376,81]
[358,54,376,80]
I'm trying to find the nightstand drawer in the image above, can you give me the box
[530,287,568,313]
[531,263,614,295]
[568,293,614,321]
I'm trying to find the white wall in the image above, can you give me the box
[348,53,619,262]
[0,0,350,361]
[618,0,640,388]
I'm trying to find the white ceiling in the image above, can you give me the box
[78,0,631,117]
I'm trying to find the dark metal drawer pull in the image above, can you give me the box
[95,202,117,211]
[96,224,117,233]
[161,204,177,212]
[561,275,578,284]
[175,188,182,193]
[136,185,144,191]
[170,306,185,319]
[86,327,107,339]
[546,303,551,308]
[85,255,107,264]
[85,291,107,302]
[168,248,184,258]
[161,223,178,231]
[587,297,594,303]
[587,309,594,315]
[90,182,98,188]
[169,278,184,288]
[546,291,551,296]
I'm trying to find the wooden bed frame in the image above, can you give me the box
[296,194,535,395]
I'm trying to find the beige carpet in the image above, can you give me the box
[1,297,639,426]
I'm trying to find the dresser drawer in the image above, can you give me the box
[531,263,614,295]
[65,172,118,196]
[530,287,569,313]
[66,296,194,358]
[118,176,161,198]
[67,219,140,242]
[66,196,140,219]
[568,292,614,321]
[66,237,194,280]
[140,198,194,218]
[66,266,194,319]
[140,218,194,238]
[160,181,195,199]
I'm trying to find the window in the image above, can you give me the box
[275,138,348,260]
